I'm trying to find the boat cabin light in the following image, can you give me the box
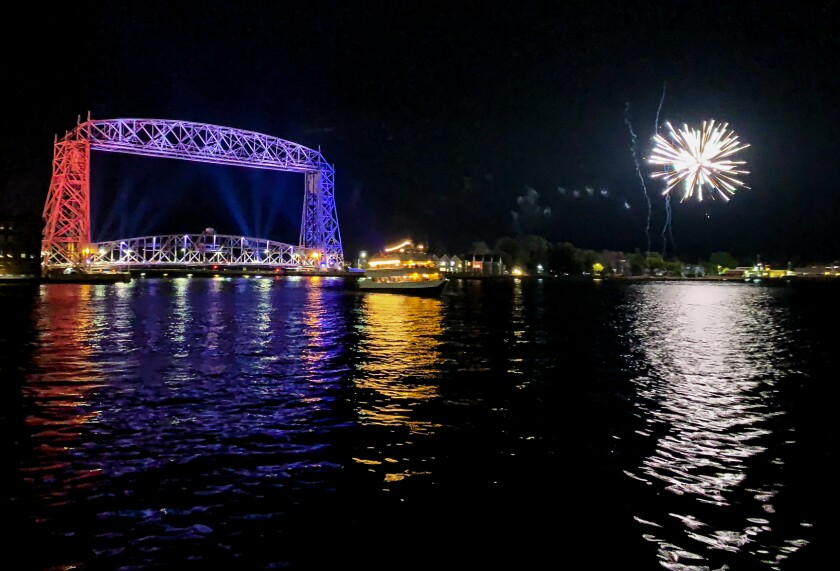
[384,239,413,253]
[368,259,401,268]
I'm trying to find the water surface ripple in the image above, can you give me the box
[2,278,838,570]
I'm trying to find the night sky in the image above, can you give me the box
[2,1,838,264]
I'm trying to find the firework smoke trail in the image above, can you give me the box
[625,102,652,256]
[654,82,675,256]
[661,193,675,257]
[654,81,667,136]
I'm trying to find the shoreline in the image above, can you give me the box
[3,271,839,286]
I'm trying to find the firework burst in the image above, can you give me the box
[649,120,750,202]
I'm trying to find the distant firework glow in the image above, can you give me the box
[649,120,750,202]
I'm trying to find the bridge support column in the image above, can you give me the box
[300,171,323,254]
[300,169,342,268]
[42,138,91,273]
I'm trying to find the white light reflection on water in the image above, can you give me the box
[165,278,191,359]
[625,283,808,569]
[508,278,527,379]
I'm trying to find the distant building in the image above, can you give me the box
[450,255,464,272]
[722,266,755,278]
[793,263,840,277]
[741,265,794,279]
[681,265,705,278]
[467,254,505,275]
[434,253,505,275]
[0,218,41,277]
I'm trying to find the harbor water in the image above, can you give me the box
[2,277,838,570]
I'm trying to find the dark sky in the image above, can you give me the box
[2,1,839,263]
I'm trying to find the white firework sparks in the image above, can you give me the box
[649,120,750,202]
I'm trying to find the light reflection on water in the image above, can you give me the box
[352,293,445,482]
[30,285,103,422]
[356,293,444,389]
[2,278,835,569]
[624,283,808,569]
[12,278,358,569]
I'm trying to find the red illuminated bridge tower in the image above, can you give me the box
[41,117,343,273]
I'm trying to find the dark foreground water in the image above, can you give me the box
[2,277,838,570]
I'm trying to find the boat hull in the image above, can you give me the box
[357,278,448,296]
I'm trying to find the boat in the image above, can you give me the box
[357,239,448,295]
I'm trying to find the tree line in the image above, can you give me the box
[475,235,742,276]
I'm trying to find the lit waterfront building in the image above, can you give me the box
[0,217,41,279]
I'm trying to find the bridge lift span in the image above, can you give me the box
[41,116,343,274]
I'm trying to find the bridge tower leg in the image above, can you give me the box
[300,170,323,258]
[42,137,91,274]
[299,169,343,268]
[318,167,343,267]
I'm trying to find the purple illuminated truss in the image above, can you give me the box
[89,231,326,269]
[41,117,343,272]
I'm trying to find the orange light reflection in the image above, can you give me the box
[353,293,444,482]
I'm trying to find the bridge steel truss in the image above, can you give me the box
[89,233,320,269]
[42,117,343,272]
